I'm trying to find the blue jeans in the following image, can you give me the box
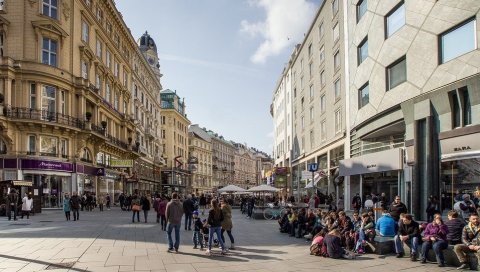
[184,213,192,230]
[132,211,139,222]
[394,235,419,254]
[356,229,366,250]
[208,226,225,251]
[193,231,203,248]
[167,223,181,250]
[421,240,448,264]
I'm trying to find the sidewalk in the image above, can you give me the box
[0,208,460,271]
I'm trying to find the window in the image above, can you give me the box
[84,0,91,7]
[319,46,325,63]
[42,0,58,19]
[309,85,314,99]
[358,83,369,109]
[105,83,110,103]
[114,61,119,77]
[60,90,65,114]
[96,39,102,58]
[319,22,324,38]
[106,21,112,36]
[440,18,476,63]
[386,2,405,38]
[333,23,339,42]
[106,50,111,68]
[60,139,67,158]
[451,92,461,128]
[358,37,368,65]
[334,78,341,99]
[451,87,472,128]
[114,92,118,110]
[40,136,57,156]
[321,120,326,141]
[335,109,342,133]
[41,85,56,120]
[309,106,314,121]
[462,88,472,126]
[0,31,4,57]
[96,7,103,23]
[81,60,88,79]
[301,97,304,111]
[334,51,340,70]
[123,71,128,86]
[332,0,338,15]
[0,0,4,11]
[320,70,325,87]
[387,56,406,90]
[301,116,305,130]
[114,34,120,47]
[309,62,313,78]
[301,76,304,89]
[310,130,315,149]
[30,83,36,109]
[28,136,36,154]
[42,38,57,66]
[308,43,312,57]
[123,101,127,115]
[95,73,102,91]
[320,94,326,113]
[357,0,367,22]
[81,20,89,42]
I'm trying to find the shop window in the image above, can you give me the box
[358,37,368,65]
[28,135,36,155]
[359,83,369,109]
[357,0,367,22]
[440,18,476,63]
[42,0,58,19]
[387,56,406,90]
[386,2,405,38]
[40,136,57,157]
[42,38,57,67]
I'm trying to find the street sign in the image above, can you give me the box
[301,170,312,180]
[308,163,318,172]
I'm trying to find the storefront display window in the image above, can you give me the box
[24,174,71,208]
[441,158,480,210]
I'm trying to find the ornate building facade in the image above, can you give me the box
[188,124,212,194]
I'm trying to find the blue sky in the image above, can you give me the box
[115,0,321,154]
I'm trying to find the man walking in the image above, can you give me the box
[166,192,183,253]
[70,192,81,221]
[388,195,408,222]
[6,189,18,221]
[183,195,195,230]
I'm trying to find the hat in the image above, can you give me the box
[193,210,199,216]
[463,194,470,200]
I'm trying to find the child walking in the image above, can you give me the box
[192,211,204,249]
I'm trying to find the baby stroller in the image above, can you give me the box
[201,220,219,247]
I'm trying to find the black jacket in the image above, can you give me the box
[398,220,420,239]
[324,234,343,259]
[446,218,465,243]
[183,198,195,214]
[207,208,224,227]
[388,202,408,221]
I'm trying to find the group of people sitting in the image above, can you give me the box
[277,197,480,270]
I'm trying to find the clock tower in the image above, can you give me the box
[138,31,162,82]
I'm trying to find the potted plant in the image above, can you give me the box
[85,112,92,121]
[128,137,132,144]
[0,93,4,104]
[101,120,107,129]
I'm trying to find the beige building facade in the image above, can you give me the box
[188,124,212,194]
[207,131,234,189]
[0,0,163,208]
[233,143,256,189]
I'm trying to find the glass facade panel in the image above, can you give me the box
[387,3,405,37]
[441,19,476,63]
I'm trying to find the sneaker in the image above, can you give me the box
[410,254,417,262]
[229,244,235,250]
[167,248,174,253]
[396,253,404,258]
[438,263,445,267]
[221,249,228,255]
[420,259,426,264]
[174,248,178,253]
[193,246,198,249]
[205,249,211,256]
[457,263,469,270]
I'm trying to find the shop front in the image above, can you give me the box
[439,131,480,211]
[340,148,405,211]
[75,164,104,196]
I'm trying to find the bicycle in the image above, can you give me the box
[263,203,286,220]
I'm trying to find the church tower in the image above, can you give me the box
[138,31,162,82]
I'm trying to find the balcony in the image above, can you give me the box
[105,133,128,150]
[145,128,155,139]
[91,123,106,135]
[40,152,58,157]
[4,107,85,130]
[138,146,148,155]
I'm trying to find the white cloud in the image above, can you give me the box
[240,0,319,64]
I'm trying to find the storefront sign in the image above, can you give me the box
[440,133,480,161]
[339,148,403,176]
[110,159,133,168]
[3,159,17,169]
[21,159,73,172]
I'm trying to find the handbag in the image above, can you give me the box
[132,204,141,211]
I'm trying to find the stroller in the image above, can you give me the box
[201,219,219,247]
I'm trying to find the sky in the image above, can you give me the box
[115,0,321,154]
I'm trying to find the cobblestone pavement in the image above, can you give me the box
[0,208,460,272]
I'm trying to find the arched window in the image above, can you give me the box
[0,139,6,154]
[81,147,92,163]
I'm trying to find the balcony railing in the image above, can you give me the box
[105,133,128,149]
[91,123,105,134]
[4,107,85,130]
[40,152,58,157]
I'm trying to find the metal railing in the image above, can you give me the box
[105,133,128,149]
[4,107,85,130]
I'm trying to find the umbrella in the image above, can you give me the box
[218,185,246,193]
[248,184,279,192]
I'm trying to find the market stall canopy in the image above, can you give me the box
[218,185,246,193]
[248,184,280,192]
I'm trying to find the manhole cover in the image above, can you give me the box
[45,262,76,270]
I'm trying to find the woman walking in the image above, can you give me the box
[206,199,227,255]
[131,195,140,223]
[221,198,235,250]
[21,193,33,219]
[63,193,71,221]
[141,194,151,223]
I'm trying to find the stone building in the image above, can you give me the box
[207,131,234,190]
[188,124,212,194]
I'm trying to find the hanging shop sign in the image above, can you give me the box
[110,159,134,168]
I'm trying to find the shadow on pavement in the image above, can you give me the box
[233,246,286,255]
[0,254,91,272]
[175,251,248,262]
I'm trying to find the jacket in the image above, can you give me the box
[70,195,81,209]
[445,218,465,243]
[183,198,195,214]
[194,217,203,231]
[63,197,71,212]
[141,197,151,211]
[423,222,448,241]
[159,200,167,216]
[388,202,408,221]
[398,220,420,239]
[462,222,480,246]
[22,197,33,211]
[166,199,183,225]
[208,208,224,227]
[221,204,233,231]
[324,234,343,259]
[376,214,396,237]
